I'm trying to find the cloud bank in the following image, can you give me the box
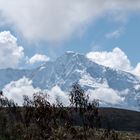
[0,31,24,68]
[2,76,123,106]
[2,76,125,107]
[2,76,138,109]
[0,0,140,42]
[3,77,69,106]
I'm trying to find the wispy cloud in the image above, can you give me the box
[105,28,124,39]
[0,0,140,42]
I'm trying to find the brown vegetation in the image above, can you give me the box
[0,83,140,140]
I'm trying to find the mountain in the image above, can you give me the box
[0,52,140,111]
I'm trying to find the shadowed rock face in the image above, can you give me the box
[0,52,140,111]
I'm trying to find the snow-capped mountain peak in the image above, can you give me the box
[0,52,140,111]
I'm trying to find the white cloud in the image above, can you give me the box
[86,47,132,72]
[28,54,50,65]
[0,0,140,42]
[47,85,70,106]
[87,87,124,105]
[2,77,41,105]
[86,47,140,76]
[133,63,140,76]
[0,31,24,68]
[105,28,123,39]
[3,77,69,106]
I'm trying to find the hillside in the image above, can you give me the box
[99,108,140,132]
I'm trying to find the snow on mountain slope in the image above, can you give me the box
[0,52,140,110]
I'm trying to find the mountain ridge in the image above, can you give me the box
[0,52,140,111]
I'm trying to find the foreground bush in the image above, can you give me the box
[0,84,139,140]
